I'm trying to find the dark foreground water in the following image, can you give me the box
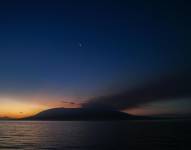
[0,120,191,150]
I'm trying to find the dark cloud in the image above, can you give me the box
[61,101,76,105]
[61,100,85,106]
[83,71,191,110]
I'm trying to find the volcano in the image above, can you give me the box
[24,107,138,121]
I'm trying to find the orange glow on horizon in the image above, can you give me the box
[0,98,46,118]
[0,96,82,119]
[124,107,163,116]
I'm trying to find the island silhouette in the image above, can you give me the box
[22,107,148,121]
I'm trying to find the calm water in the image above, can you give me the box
[0,120,191,150]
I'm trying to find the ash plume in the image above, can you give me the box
[83,71,191,110]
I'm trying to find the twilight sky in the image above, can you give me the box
[0,0,190,118]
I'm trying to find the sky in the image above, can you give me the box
[0,0,190,118]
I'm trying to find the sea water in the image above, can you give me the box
[0,120,190,150]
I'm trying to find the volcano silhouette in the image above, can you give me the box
[24,107,139,121]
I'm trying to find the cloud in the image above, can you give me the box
[83,71,191,111]
[61,101,78,105]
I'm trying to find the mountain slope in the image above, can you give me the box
[24,108,135,121]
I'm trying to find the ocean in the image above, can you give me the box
[0,120,190,150]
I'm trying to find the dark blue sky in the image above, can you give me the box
[0,0,190,116]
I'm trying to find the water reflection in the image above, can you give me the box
[0,120,190,150]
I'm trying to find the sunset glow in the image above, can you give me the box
[0,96,82,118]
[0,0,190,119]
[0,98,44,118]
